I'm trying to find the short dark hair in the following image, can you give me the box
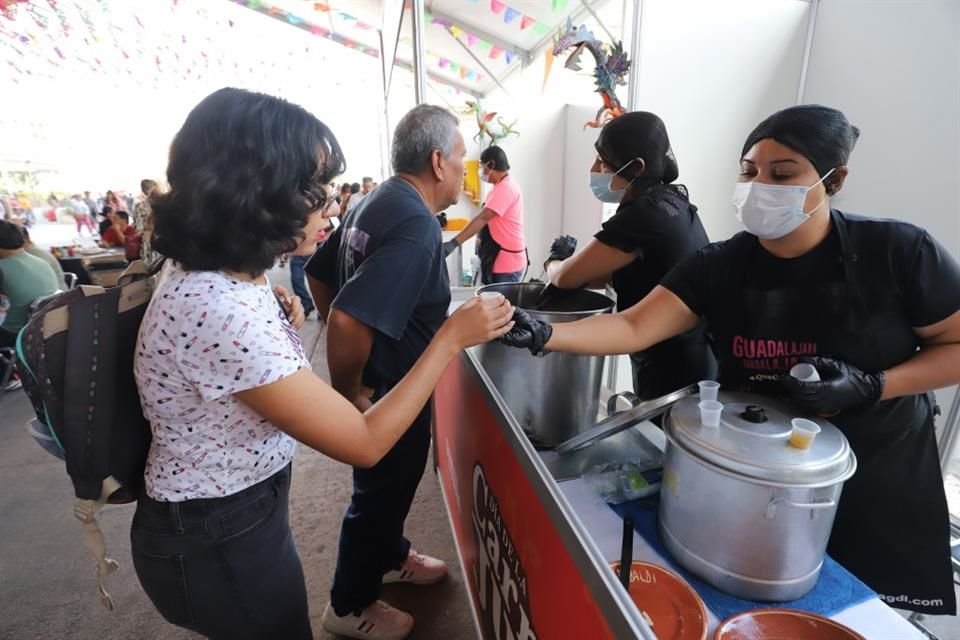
[480,145,510,171]
[101,205,115,217]
[140,179,158,195]
[116,210,130,222]
[151,88,345,274]
[392,104,459,175]
[350,183,361,194]
[340,184,351,193]
[20,226,31,241]
[362,176,374,184]
[0,220,25,250]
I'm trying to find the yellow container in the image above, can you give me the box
[462,159,481,204]
[445,217,469,231]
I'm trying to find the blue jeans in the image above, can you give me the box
[130,465,311,640]
[486,269,524,284]
[289,255,314,313]
[330,400,432,615]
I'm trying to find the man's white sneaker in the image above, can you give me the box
[382,549,448,585]
[321,600,413,640]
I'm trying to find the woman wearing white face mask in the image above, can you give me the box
[443,145,528,284]
[500,104,960,616]
[543,111,716,401]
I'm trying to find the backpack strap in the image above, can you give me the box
[73,476,122,611]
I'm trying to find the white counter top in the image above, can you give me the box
[556,477,923,639]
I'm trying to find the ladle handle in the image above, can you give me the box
[554,385,697,455]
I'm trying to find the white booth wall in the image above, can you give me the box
[801,0,960,413]
[479,0,960,411]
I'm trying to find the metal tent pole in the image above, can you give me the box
[411,0,427,104]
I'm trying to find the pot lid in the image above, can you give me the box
[665,391,855,485]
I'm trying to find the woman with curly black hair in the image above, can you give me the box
[132,88,514,640]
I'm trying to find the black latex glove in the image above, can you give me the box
[442,239,459,257]
[437,211,448,228]
[546,235,577,265]
[498,309,553,356]
[781,356,885,414]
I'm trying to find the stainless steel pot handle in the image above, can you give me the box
[607,391,641,415]
[765,497,836,520]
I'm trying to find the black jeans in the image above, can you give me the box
[330,403,432,615]
[130,465,311,640]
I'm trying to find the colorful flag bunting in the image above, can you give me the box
[504,8,520,24]
[520,15,535,30]
[460,65,469,79]
[551,0,568,12]
[490,0,505,16]
[450,25,462,38]
[505,50,515,64]
[489,46,502,59]
[466,33,478,47]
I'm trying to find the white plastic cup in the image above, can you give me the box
[479,291,502,306]
[790,363,821,383]
[790,418,821,449]
[698,380,720,402]
[698,400,723,427]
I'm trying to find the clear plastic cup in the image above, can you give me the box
[479,291,503,306]
[790,418,821,449]
[698,380,720,402]
[698,400,723,427]
[790,363,821,383]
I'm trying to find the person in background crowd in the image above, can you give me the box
[105,190,122,213]
[21,226,67,290]
[83,190,98,216]
[443,145,527,284]
[68,194,96,236]
[133,179,160,264]
[340,182,360,216]
[98,206,117,236]
[0,220,58,348]
[337,183,352,213]
[500,104,960,616]
[132,87,512,640]
[344,179,370,215]
[99,210,141,261]
[306,105,466,639]
[543,111,716,400]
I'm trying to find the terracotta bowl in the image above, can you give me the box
[714,608,866,640]
[610,561,707,640]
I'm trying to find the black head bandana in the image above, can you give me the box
[596,111,680,185]
[741,104,860,177]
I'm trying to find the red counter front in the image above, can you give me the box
[434,351,653,640]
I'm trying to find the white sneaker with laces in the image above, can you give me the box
[321,600,413,640]
[382,549,448,585]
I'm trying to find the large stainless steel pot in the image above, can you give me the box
[658,391,857,602]
[473,283,614,447]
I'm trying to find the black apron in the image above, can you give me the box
[477,224,528,285]
[630,330,716,402]
[708,213,956,615]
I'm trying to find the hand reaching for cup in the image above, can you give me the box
[440,294,514,350]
